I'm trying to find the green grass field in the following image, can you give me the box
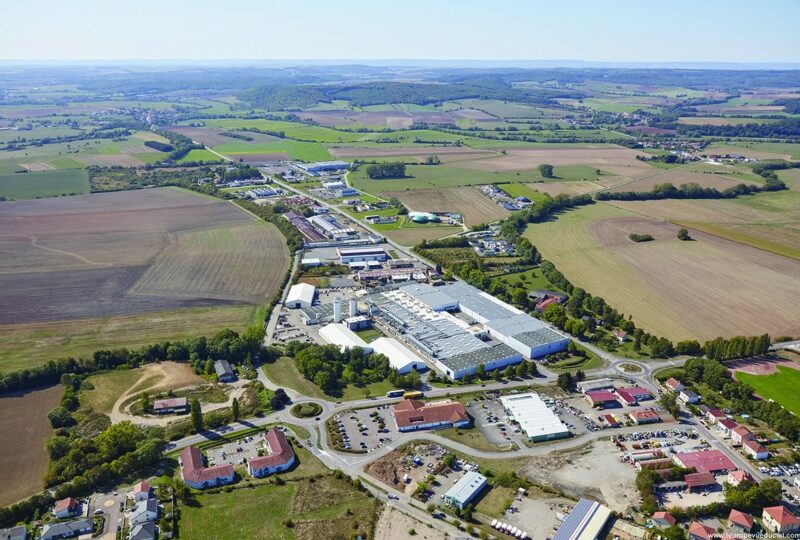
[0,169,89,200]
[735,365,800,416]
[213,140,332,162]
[177,149,223,163]
[493,268,561,292]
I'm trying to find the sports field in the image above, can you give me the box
[525,202,800,341]
[0,187,289,371]
[736,365,800,416]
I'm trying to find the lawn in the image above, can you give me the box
[436,427,516,453]
[0,169,89,200]
[493,268,561,292]
[262,356,330,401]
[79,368,145,415]
[735,366,800,416]
[497,182,550,203]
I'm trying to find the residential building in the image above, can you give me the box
[443,471,487,510]
[285,283,316,309]
[247,428,296,478]
[731,426,754,446]
[725,470,751,487]
[762,506,800,534]
[130,498,158,527]
[500,392,570,442]
[664,378,684,392]
[53,497,80,519]
[651,511,676,527]
[688,522,715,540]
[179,446,234,490]
[552,498,611,540]
[129,522,156,540]
[132,481,151,502]
[703,406,726,424]
[214,360,236,383]
[717,418,738,438]
[728,509,754,533]
[393,399,470,432]
[152,397,188,415]
[742,438,769,460]
[678,389,700,403]
[40,519,93,540]
[612,329,628,343]
[0,526,26,540]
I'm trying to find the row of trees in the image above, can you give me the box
[366,162,406,179]
[596,180,786,202]
[704,334,771,361]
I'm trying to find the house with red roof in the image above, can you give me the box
[585,390,618,409]
[615,387,651,406]
[393,399,470,432]
[629,409,661,425]
[53,497,80,519]
[612,329,628,343]
[703,406,726,424]
[247,428,296,478]
[717,418,738,438]
[731,426,754,446]
[179,446,234,490]
[600,414,620,428]
[684,472,717,492]
[762,506,800,534]
[535,297,560,312]
[728,509,754,533]
[664,378,684,392]
[132,481,151,502]
[652,511,676,527]
[742,438,769,460]
[688,521,715,540]
[725,470,752,487]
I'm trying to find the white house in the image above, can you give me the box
[129,498,158,527]
[742,439,769,460]
[132,481,151,502]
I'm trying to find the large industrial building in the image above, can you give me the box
[285,283,316,309]
[297,161,351,175]
[370,337,427,374]
[443,471,487,510]
[367,281,568,380]
[552,498,612,540]
[499,392,570,442]
[319,323,373,353]
[338,246,389,265]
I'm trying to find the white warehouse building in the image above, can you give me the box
[319,323,373,353]
[370,337,427,374]
[500,392,570,442]
[285,283,316,309]
[443,471,487,509]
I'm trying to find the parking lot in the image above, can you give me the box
[334,404,396,452]
[206,432,267,467]
[273,285,364,345]
[465,394,531,448]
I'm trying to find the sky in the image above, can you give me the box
[1,0,798,64]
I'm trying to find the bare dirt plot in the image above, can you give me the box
[385,186,509,226]
[526,203,800,341]
[449,146,652,177]
[0,188,288,369]
[0,385,63,506]
[606,169,759,193]
[374,507,446,540]
[519,439,636,513]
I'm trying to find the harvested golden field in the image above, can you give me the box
[384,186,509,226]
[383,226,463,247]
[0,385,63,506]
[0,187,288,371]
[605,168,759,193]
[531,181,605,196]
[330,145,497,162]
[707,145,795,161]
[526,202,800,341]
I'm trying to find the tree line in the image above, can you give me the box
[595,180,785,202]
[365,162,406,179]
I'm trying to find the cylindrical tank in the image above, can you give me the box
[333,298,342,323]
[349,298,358,316]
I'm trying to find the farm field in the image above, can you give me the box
[706,142,800,160]
[525,202,800,341]
[736,365,800,416]
[383,186,509,226]
[0,187,288,371]
[0,169,89,199]
[604,167,760,193]
[329,145,498,162]
[213,140,331,162]
[177,148,222,163]
[605,169,800,260]
[349,163,545,193]
[0,385,63,506]
[677,116,780,126]
[380,224,463,246]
